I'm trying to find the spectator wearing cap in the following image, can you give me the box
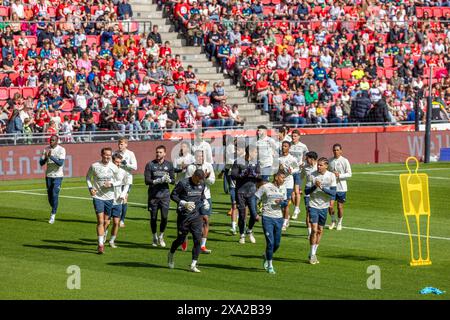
[213,99,234,128]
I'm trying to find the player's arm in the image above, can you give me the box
[49,155,65,167]
[254,184,265,205]
[321,175,337,197]
[304,177,316,195]
[205,163,215,185]
[185,164,195,178]
[231,162,241,179]
[144,162,161,185]
[168,162,176,185]
[123,152,137,171]
[170,181,184,204]
[39,149,48,166]
[120,175,131,199]
[86,165,96,196]
[339,160,352,180]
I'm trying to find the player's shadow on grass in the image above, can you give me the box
[107,262,170,270]
[231,254,302,263]
[0,215,44,223]
[57,218,92,224]
[78,238,169,250]
[325,254,384,262]
[23,244,95,254]
[200,263,262,272]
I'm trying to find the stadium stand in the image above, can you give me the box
[1,0,450,143]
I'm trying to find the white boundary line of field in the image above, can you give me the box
[3,189,450,242]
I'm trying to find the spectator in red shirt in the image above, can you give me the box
[213,100,234,128]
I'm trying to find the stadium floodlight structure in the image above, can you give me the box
[424,65,434,163]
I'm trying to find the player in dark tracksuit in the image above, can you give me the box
[144,145,175,248]
[168,169,208,273]
[231,145,262,244]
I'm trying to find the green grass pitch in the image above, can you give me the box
[0,163,449,300]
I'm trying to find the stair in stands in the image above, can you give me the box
[131,0,270,128]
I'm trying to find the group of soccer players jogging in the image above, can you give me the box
[39,125,352,273]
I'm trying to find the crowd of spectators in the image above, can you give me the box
[0,0,246,143]
[166,0,450,126]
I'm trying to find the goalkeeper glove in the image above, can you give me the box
[121,160,127,166]
[203,199,210,211]
[153,178,163,185]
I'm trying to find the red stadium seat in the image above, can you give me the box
[92,112,100,124]
[442,7,450,17]
[48,7,56,18]
[0,88,8,100]
[340,68,353,80]
[433,7,443,18]
[22,87,38,99]
[416,7,424,18]
[0,6,9,17]
[86,36,100,47]
[137,110,146,121]
[177,109,186,122]
[9,87,22,99]
[384,68,395,79]
[423,7,433,17]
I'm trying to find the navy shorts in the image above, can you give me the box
[304,195,310,209]
[293,173,302,187]
[109,204,122,218]
[200,198,212,216]
[93,198,113,215]
[230,187,236,204]
[286,188,293,201]
[331,192,347,203]
[309,207,328,226]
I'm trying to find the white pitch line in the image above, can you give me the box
[0,183,148,193]
[7,190,450,242]
[357,172,450,180]
[356,168,450,174]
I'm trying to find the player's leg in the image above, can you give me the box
[305,196,312,237]
[237,193,247,243]
[109,205,121,248]
[282,188,293,231]
[261,216,273,271]
[308,207,320,264]
[313,209,328,263]
[200,199,212,253]
[149,199,159,246]
[168,216,188,268]
[93,199,107,253]
[246,194,257,243]
[103,213,111,244]
[336,193,346,231]
[292,173,301,219]
[120,185,131,227]
[190,217,203,272]
[51,177,62,217]
[159,198,170,247]
[229,184,238,234]
[328,198,337,229]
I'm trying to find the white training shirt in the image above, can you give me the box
[289,141,309,167]
[186,162,215,199]
[306,170,337,209]
[256,136,277,168]
[42,145,66,178]
[174,153,195,181]
[86,161,119,201]
[192,140,214,164]
[225,143,236,167]
[328,156,352,192]
[116,148,137,184]
[112,166,131,205]
[279,153,300,189]
[255,182,287,219]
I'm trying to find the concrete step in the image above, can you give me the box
[159,32,183,40]
[171,46,203,54]
[146,18,171,26]
[226,97,249,104]
[132,4,159,12]
[196,73,226,80]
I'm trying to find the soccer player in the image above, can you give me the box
[226,139,245,235]
[278,141,300,231]
[115,138,137,228]
[255,125,277,181]
[289,129,309,220]
[305,157,336,264]
[86,147,119,254]
[186,150,215,253]
[302,151,318,238]
[191,129,214,164]
[168,169,209,273]
[103,153,130,248]
[231,145,261,244]
[328,144,352,231]
[144,145,175,247]
[256,171,288,274]
[174,141,195,182]
[39,135,66,224]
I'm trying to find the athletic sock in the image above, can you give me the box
[283,218,288,226]
[110,235,116,242]
[98,236,103,245]
[202,238,207,247]
[312,244,318,256]
[338,217,343,225]
[231,221,236,229]
[191,260,197,268]
[309,246,314,257]
[308,227,312,235]
[104,230,108,239]
[159,232,164,239]
[268,260,273,268]
[331,215,337,222]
